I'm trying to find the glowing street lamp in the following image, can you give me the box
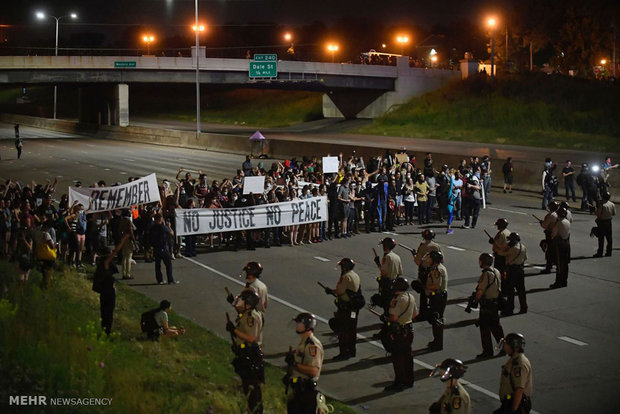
[486,16,497,79]
[35,10,78,120]
[193,24,206,32]
[327,43,339,62]
[381,43,387,49]
[142,34,155,55]
[600,59,607,65]
[396,35,409,55]
[284,32,292,42]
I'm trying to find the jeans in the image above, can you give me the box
[404,201,415,223]
[454,194,462,219]
[542,185,554,210]
[154,248,174,283]
[565,180,576,201]
[464,199,481,228]
[417,200,427,224]
[427,196,436,221]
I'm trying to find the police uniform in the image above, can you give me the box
[233,309,264,414]
[476,268,504,355]
[497,353,533,413]
[288,334,324,414]
[493,228,511,277]
[388,291,417,388]
[378,251,403,311]
[334,270,361,358]
[498,242,528,313]
[414,241,441,318]
[426,263,448,349]
[595,200,615,256]
[540,212,557,272]
[551,218,571,287]
[436,381,471,414]
[246,278,268,314]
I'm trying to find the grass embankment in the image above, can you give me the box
[131,87,324,128]
[356,74,620,153]
[0,262,354,413]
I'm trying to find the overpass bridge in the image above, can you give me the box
[0,55,459,125]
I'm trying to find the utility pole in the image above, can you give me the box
[529,41,533,71]
[505,27,508,71]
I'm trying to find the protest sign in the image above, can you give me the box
[243,176,266,194]
[322,156,340,174]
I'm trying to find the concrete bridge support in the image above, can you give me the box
[78,83,128,126]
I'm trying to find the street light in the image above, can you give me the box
[284,32,292,42]
[486,17,497,79]
[601,59,607,65]
[142,34,155,55]
[35,10,78,120]
[191,0,203,139]
[396,35,409,55]
[327,43,339,63]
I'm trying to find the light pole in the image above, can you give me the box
[142,34,155,55]
[487,17,497,79]
[327,44,339,63]
[35,10,77,120]
[192,0,204,139]
[396,35,409,56]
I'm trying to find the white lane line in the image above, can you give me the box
[456,303,479,312]
[123,158,135,162]
[447,245,465,251]
[487,207,527,216]
[558,336,588,346]
[119,171,127,175]
[183,256,536,410]
[104,168,111,171]
[382,231,398,236]
[314,256,330,262]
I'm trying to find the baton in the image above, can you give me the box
[225,287,232,296]
[225,312,236,343]
[317,281,336,296]
[532,214,543,222]
[483,229,493,239]
[398,243,415,253]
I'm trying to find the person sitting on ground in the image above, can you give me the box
[154,300,186,338]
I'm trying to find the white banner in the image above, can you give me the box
[68,173,161,213]
[175,196,328,236]
[243,176,265,195]
[322,156,340,174]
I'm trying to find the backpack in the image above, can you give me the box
[346,287,366,310]
[140,308,161,339]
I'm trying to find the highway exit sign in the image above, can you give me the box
[114,61,137,68]
[249,61,277,78]
[253,54,277,61]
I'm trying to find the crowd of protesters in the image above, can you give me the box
[0,149,499,292]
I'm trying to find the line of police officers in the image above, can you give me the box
[224,222,535,413]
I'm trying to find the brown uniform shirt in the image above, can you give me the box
[596,201,616,220]
[493,229,511,254]
[234,308,263,347]
[335,270,361,302]
[246,279,268,313]
[389,292,418,325]
[499,353,533,399]
[438,381,471,414]
[381,251,403,281]
[476,268,501,300]
[499,243,528,266]
[425,263,448,295]
[415,240,441,266]
[293,333,324,381]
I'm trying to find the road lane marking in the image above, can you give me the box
[558,336,588,346]
[447,245,466,251]
[182,256,542,411]
[487,207,527,216]
[456,303,479,312]
[123,158,135,162]
[314,256,330,262]
[382,231,398,236]
[119,171,127,175]
[104,168,111,171]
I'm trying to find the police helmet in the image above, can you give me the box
[507,232,521,244]
[430,358,467,381]
[239,289,260,308]
[581,163,588,169]
[494,218,509,228]
[559,201,569,210]
[556,207,568,218]
[379,237,396,250]
[391,277,409,293]
[602,191,611,202]
[548,201,559,212]
[293,312,317,331]
[479,253,494,267]
[422,229,435,240]
[337,257,355,271]
[502,332,526,352]
[243,261,263,277]
[429,250,444,264]
[442,164,449,171]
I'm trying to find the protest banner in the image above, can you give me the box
[68,173,160,213]
[322,156,340,174]
[243,176,266,195]
[176,196,328,236]
[396,153,409,164]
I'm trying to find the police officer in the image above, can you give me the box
[474,253,505,358]
[494,333,532,414]
[324,258,361,360]
[284,313,324,414]
[412,229,442,321]
[424,250,448,351]
[497,233,528,315]
[226,290,264,414]
[231,262,269,314]
[539,201,558,274]
[372,237,403,313]
[550,207,571,289]
[594,191,615,257]
[429,358,471,414]
[383,277,417,392]
[490,218,510,279]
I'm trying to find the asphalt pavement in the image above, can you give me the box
[1,123,619,414]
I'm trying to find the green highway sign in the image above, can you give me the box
[114,61,137,68]
[253,54,277,62]
[249,61,277,78]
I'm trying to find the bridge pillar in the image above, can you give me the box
[78,84,128,126]
[323,90,386,120]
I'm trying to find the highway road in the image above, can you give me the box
[1,123,619,414]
